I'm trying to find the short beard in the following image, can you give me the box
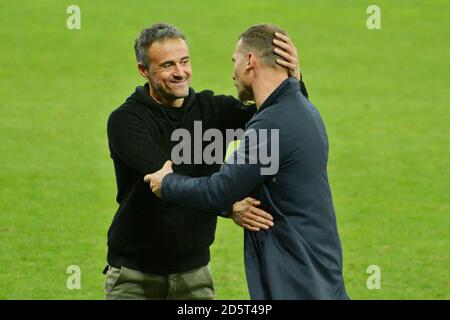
[237,86,253,102]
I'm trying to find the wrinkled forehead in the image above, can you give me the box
[148,38,189,63]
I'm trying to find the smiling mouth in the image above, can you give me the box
[170,79,187,85]
[169,82,187,88]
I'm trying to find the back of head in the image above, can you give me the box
[239,24,287,70]
[134,23,186,69]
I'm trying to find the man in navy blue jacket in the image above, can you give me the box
[145,24,349,300]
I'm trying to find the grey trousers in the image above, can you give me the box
[104,264,215,300]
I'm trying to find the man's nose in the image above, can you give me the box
[173,63,187,78]
[173,64,182,75]
[173,72,183,80]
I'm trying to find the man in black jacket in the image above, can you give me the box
[105,23,302,299]
[146,24,348,300]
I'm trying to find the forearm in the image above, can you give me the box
[161,171,241,214]
[108,110,169,175]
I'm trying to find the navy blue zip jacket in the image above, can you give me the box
[161,77,349,299]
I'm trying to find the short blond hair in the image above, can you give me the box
[239,24,287,68]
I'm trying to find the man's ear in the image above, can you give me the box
[137,63,149,80]
[245,52,256,72]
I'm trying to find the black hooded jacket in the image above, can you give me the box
[106,83,255,274]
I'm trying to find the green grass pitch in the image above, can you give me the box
[0,0,448,299]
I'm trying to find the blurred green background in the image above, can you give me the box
[0,0,449,299]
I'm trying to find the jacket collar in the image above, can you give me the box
[256,77,299,115]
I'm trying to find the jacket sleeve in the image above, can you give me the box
[160,117,279,213]
[107,110,169,176]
